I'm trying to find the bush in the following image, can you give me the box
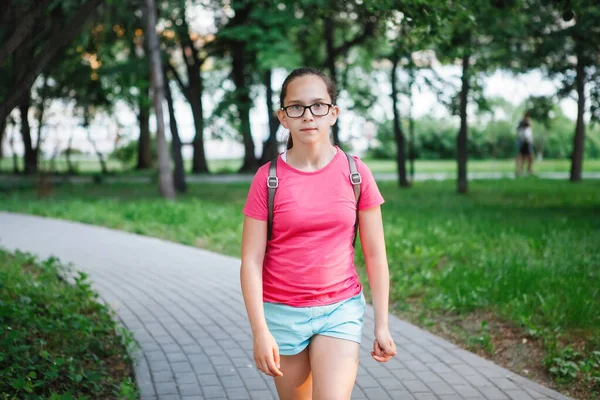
[367,114,600,160]
[0,250,138,399]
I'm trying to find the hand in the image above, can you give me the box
[371,328,397,362]
[253,330,283,377]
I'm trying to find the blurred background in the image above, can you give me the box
[1,1,599,398]
[1,0,599,188]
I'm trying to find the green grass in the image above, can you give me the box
[3,156,600,175]
[0,157,243,176]
[1,178,599,391]
[0,249,139,400]
[364,158,600,174]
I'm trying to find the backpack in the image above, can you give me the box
[266,151,362,247]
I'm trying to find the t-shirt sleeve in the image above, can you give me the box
[354,156,384,210]
[242,165,269,221]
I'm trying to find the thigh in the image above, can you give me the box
[273,347,312,400]
[309,335,360,400]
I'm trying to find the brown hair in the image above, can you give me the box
[279,68,337,149]
[519,111,531,128]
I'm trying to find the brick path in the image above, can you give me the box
[0,212,572,400]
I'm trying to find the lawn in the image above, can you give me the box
[3,156,600,176]
[1,178,599,398]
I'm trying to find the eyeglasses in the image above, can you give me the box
[281,103,334,118]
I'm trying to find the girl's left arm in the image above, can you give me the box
[359,205,397,361]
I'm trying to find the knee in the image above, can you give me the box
[314,394,351,400]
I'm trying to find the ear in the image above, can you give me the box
[328,105,340,127]
[276,109,289,129]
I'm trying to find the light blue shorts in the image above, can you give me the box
[264,291,366,356]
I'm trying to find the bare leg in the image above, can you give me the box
[526,154,534,174]
[515,154,523,177]
[309,335,360,400]
[273,347,312,400]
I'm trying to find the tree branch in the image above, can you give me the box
[0,1,48,65]
[167,62,189,98]
[0,0,104,121]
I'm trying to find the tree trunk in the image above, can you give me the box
[260,69,279,164]
[189,96,209,173]
[570,54,586,182]
[86,129,108,175]
[408,68,416,181]
[164,73,187,193]
[391,59,409,188]
[137,91,152,169]
[144,0,175,199]
[185,61,209,174]
[66,133,75,174]
[232,42,258,172]
[35,75,49,167]
[457,53,470,194]
[0,0,103,121]
[9,128,19,173]
[0,1,44,65]
[0,116,6,159]
[324,16,340,147]
[19,93,38,174]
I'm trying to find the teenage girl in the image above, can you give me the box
[241,67,397,399]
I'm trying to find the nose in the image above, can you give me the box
[303,108,314,121]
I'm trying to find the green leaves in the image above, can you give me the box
[0,249,139,399]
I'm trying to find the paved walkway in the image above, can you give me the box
[0,212,572,400]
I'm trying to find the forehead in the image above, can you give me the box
[284,75,330,103]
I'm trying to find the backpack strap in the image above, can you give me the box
[345,152,362,248]
[267,156,279,242]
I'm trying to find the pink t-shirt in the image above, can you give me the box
[242,148,384,307]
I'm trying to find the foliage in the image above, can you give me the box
[0,249,139,399]
[368,103,600,160]
[109,135,159,167]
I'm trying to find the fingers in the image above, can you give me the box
[254,347,283,377]
[273,346,281,370]
[269,345,283,377]
[371,338,397,362]
[267,357,283,377]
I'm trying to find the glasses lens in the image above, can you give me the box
[310,103,330,116]
[286,105,304,118]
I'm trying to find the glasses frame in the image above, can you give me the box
[281,103,334,118]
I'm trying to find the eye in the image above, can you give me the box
[312,103,325,109]
[290,105,303,112]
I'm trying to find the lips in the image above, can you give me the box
[300,128,317,131]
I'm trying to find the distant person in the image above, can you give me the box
[240,67,396,399]
[516,112,534,176]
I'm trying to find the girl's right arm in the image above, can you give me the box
[240,216,283,377]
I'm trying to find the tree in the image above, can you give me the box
[293,0,383,148]
[434,0,525,193]
[252,2,302,163]
[522,1,600,181]
[0,0,104,126]
[382,10,441,188]
[211,1,260,172]
[0,116,5,159]
[144,0,175,199]
[164,0,210,173]
[164,69,187,193]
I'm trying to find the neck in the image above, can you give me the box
[287,140,337,171]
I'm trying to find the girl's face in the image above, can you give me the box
[277,75,339,147]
